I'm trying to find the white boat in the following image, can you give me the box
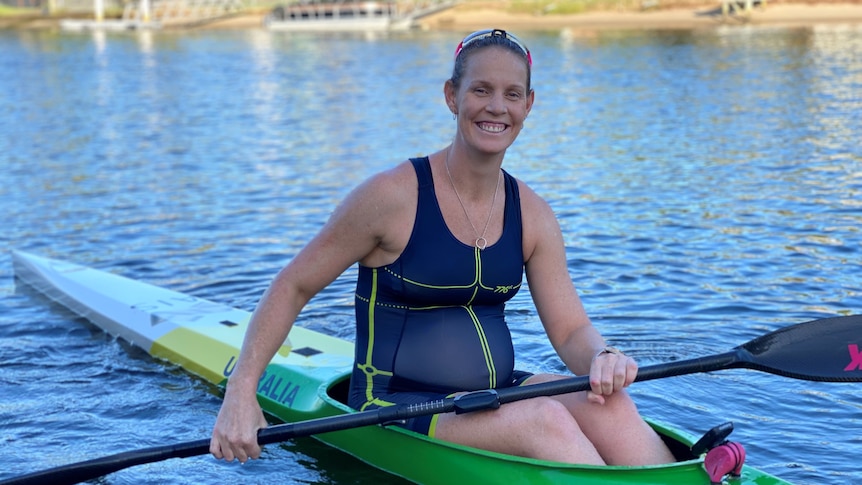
[264,0,457,32]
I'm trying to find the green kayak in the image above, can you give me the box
[11,250,793,485]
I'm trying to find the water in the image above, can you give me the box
[1,24,860,485]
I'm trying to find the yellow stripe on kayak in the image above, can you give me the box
[150,323,355,389]
[150,327,240,386]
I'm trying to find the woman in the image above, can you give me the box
[210,29,675,467]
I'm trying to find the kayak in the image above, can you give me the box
[11,250,792,485]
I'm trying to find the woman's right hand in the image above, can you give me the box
[210,384,268,464]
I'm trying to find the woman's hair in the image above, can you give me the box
[450,29,532,92]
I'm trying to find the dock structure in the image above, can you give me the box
[264,0,460,31]
[59,0,243,30]
[721,0,766,19]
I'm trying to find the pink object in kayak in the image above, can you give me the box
[704,441,746,484]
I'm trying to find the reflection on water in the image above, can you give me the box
[1,24,860,484]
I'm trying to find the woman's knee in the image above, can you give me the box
[523,397,584,438]
[514,397,606,464]
[594,388,642,418]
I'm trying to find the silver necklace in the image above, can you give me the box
[444,150,502,250]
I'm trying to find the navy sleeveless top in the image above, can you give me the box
[348,157,524,411]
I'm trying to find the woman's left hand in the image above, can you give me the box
[587,349,638,404]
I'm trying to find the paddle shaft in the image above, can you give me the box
[3,315,860,485]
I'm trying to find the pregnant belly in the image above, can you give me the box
[392,305,514,393]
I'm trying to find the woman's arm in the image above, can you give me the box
[519,181,637,403]
[210,162,416,462]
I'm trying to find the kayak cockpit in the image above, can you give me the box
[316,373,772,484]
[322,372,703,463]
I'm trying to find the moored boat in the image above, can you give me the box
[264,0,457,32]
[10,250,792,485]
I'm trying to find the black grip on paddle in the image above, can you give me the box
[453,389,501,414]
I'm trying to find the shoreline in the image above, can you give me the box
[417,3,862,31]
[3,3,862,31]
[196,2,862,31]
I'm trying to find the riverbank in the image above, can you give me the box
[417,2,862,30]
[3,2,862,31]
[201,2,862,31]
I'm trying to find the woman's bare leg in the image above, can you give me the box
[434,394,606,465]
[433,373,675,466]
[524,373,676,466]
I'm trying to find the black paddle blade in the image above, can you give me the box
[738,314,862,381]
[0,439,211,485]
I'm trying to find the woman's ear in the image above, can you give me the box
[444,79,458,115]
[525,89,535,117]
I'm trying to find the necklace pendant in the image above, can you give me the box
[444,149,501,253]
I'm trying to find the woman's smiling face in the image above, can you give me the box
[447,46,534,156]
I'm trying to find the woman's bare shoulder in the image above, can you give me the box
[514,177,555,219]
[372,159,417,189]
[329,160,418,231]
[333,160,418,266]
[514,177,564,262]
[350,159,417,208]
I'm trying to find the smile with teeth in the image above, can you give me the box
[478,121,507,133]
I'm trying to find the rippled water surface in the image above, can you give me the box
[1,24,860,485]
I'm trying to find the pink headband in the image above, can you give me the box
[454,29,532,66]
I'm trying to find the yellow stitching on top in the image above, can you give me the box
[383,264,478,290]
[465,305,496,388]
[365,268,378,365]
[355,241,519,414]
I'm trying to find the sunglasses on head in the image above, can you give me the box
[454,29,532,67]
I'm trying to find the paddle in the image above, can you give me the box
[3,314,860,485]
